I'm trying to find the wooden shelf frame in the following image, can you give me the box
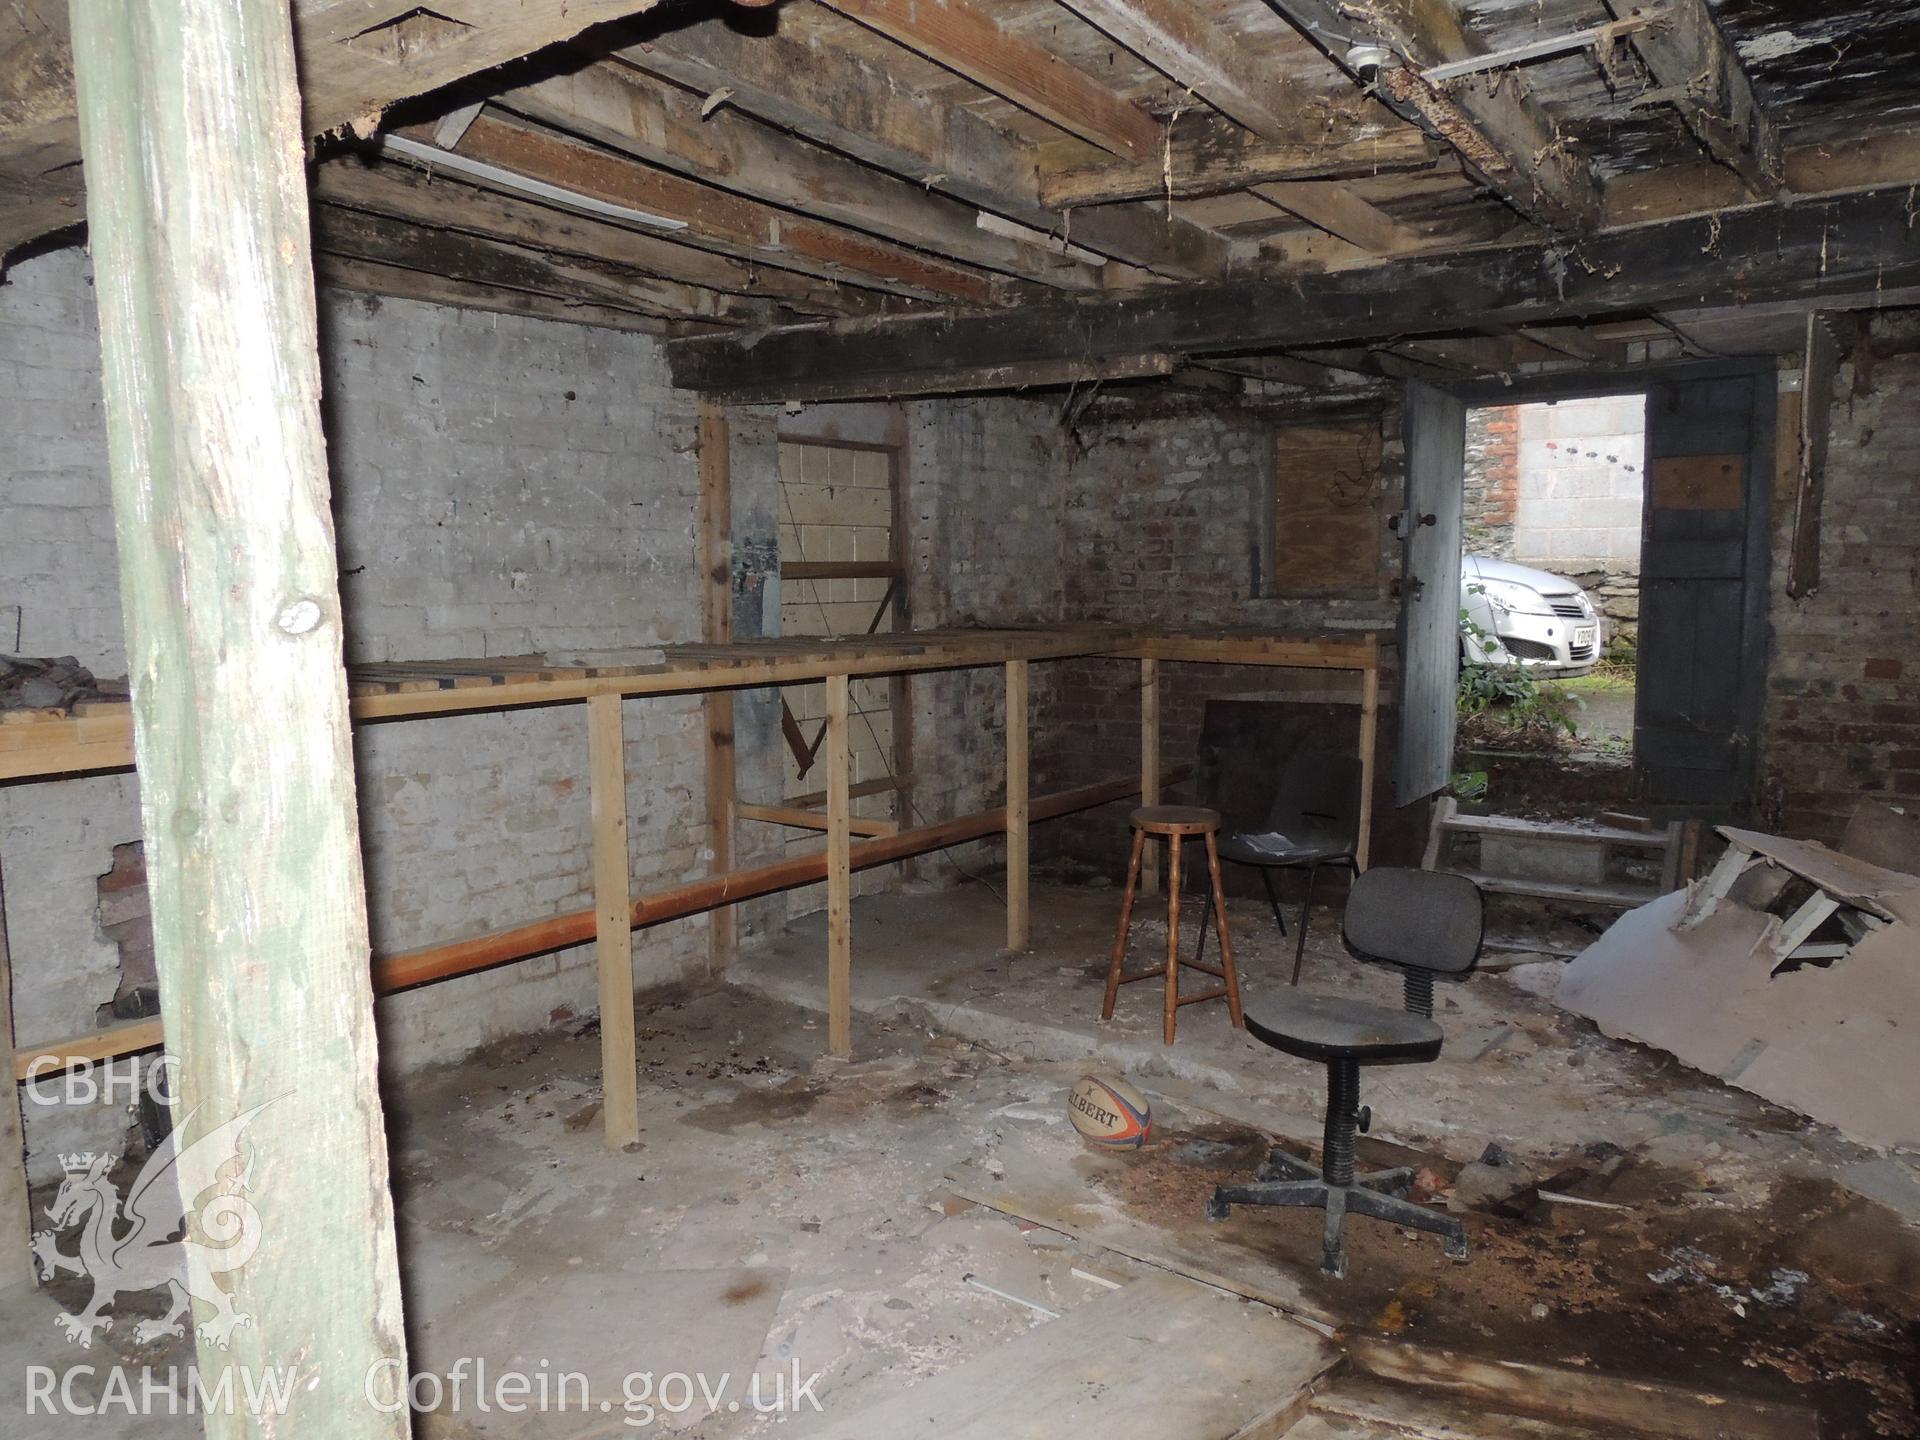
[1,624,1388,1149]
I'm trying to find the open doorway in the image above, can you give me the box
[1461,394,1645,763]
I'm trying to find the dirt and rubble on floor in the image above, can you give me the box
[4,880,1915,1437]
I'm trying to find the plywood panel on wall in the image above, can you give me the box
[1270,422,1385,594]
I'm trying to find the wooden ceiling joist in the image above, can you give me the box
[1602,0,1780,197]
[313,160,879,318]
[497,60,1107,290]
[816,0,1163,160]
[1038,118,1433,207]
[1047,0,1421,255]
[615,18,1229,279]
[664,186,1920,394]
[1264,0,1602,235]
[0,0,676,261]
[312,204,745,324]
[430,111,1010,306]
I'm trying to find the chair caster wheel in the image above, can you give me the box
[1204,1192,1231,1222]
[1356,1105,1371,1134]
[1320,1246,1348,1279]
[1445,1236,1471,1263]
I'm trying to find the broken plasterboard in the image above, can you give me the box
[1558,886,1920,1152]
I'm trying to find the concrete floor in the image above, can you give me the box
[4,878,1917,1436]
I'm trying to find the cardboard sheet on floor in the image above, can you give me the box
[410,1265,787,1433]
[944,1124,1332,1325]
[1558,888,1920,1152]
[788,1272,1338,1440]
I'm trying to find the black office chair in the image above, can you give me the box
[1205,868,1485,1278]
[1194,750,1363,985]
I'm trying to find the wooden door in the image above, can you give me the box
[1396,382,1467,802]
[1634,370,1775,815]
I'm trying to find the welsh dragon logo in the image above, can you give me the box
[31,1101,274,1349]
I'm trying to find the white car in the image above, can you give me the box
[1459,555,1604,677]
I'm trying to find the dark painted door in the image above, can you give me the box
[1397,382,1467,803]
[1634,370,1775,815]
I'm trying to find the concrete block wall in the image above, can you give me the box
[1763,326,1920,842]
[0,248,719,1179]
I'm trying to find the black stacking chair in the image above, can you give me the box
[1194,749,1363,986]
[1206,868,1485,1278]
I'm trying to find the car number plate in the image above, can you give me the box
[1574,626,1596,648]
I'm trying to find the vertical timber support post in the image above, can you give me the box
[826,672,853,1059]
[68,0,411,1426]
[1140,657,1160,895]
[699,399,736,973]
[1356,636,1381,871]
[589,693,640,1149]
[0,867,31,1291]
[1005,659,1030,953]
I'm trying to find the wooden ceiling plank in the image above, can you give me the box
[1264,0,1601,234]
[441,110,1010,306]
[312,159,879,317]
[663,186,1920,393]
[497,60,1104,289]
[317,254,676,334]
[1040,120,1433,207]
[1048,0,1421,254]
[615,18,1229,279]
[815,0,1163,160]
[1601,0,1780,197]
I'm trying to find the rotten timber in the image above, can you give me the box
[664,187,1920,397]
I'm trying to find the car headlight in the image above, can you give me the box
[1472,579,1551,615]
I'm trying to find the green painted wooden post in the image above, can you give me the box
[69,0,411,1432]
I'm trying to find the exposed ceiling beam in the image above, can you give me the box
[709,352,1175,405]
[815,0,1163,160]
[1602,0,1780,197]
[1264,0,1602,234]
[318,255,671,335]
[313,159,883,318]
[1250,179,1424,253]
[433,111,1012,306]
[0,0,676,260]
[1046,0,1422,255]
[664,187,1920,393]
[614,18,1229,279]
[497,60,1107,290]
[1605,130,1920,228]
[1038,117,1433,207]
[312,204,750,324]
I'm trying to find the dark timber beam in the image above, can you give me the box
[1602,0,1780,197]
[665,188,1920,395]
[70,0,409,1428]
[614,18,1230,278]
[1265,0,1602,234]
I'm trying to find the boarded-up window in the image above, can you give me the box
[1268,422,1385,595]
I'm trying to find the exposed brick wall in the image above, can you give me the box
[0,248,720,1178]
[1464,405,1519,558]
[1762,327,1920,843]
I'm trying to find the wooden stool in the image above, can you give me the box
[1102,805,1245,1045]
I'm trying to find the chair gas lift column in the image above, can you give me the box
[1207,868,1485,1277]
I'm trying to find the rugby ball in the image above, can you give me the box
[1067,1074,1152,1149]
